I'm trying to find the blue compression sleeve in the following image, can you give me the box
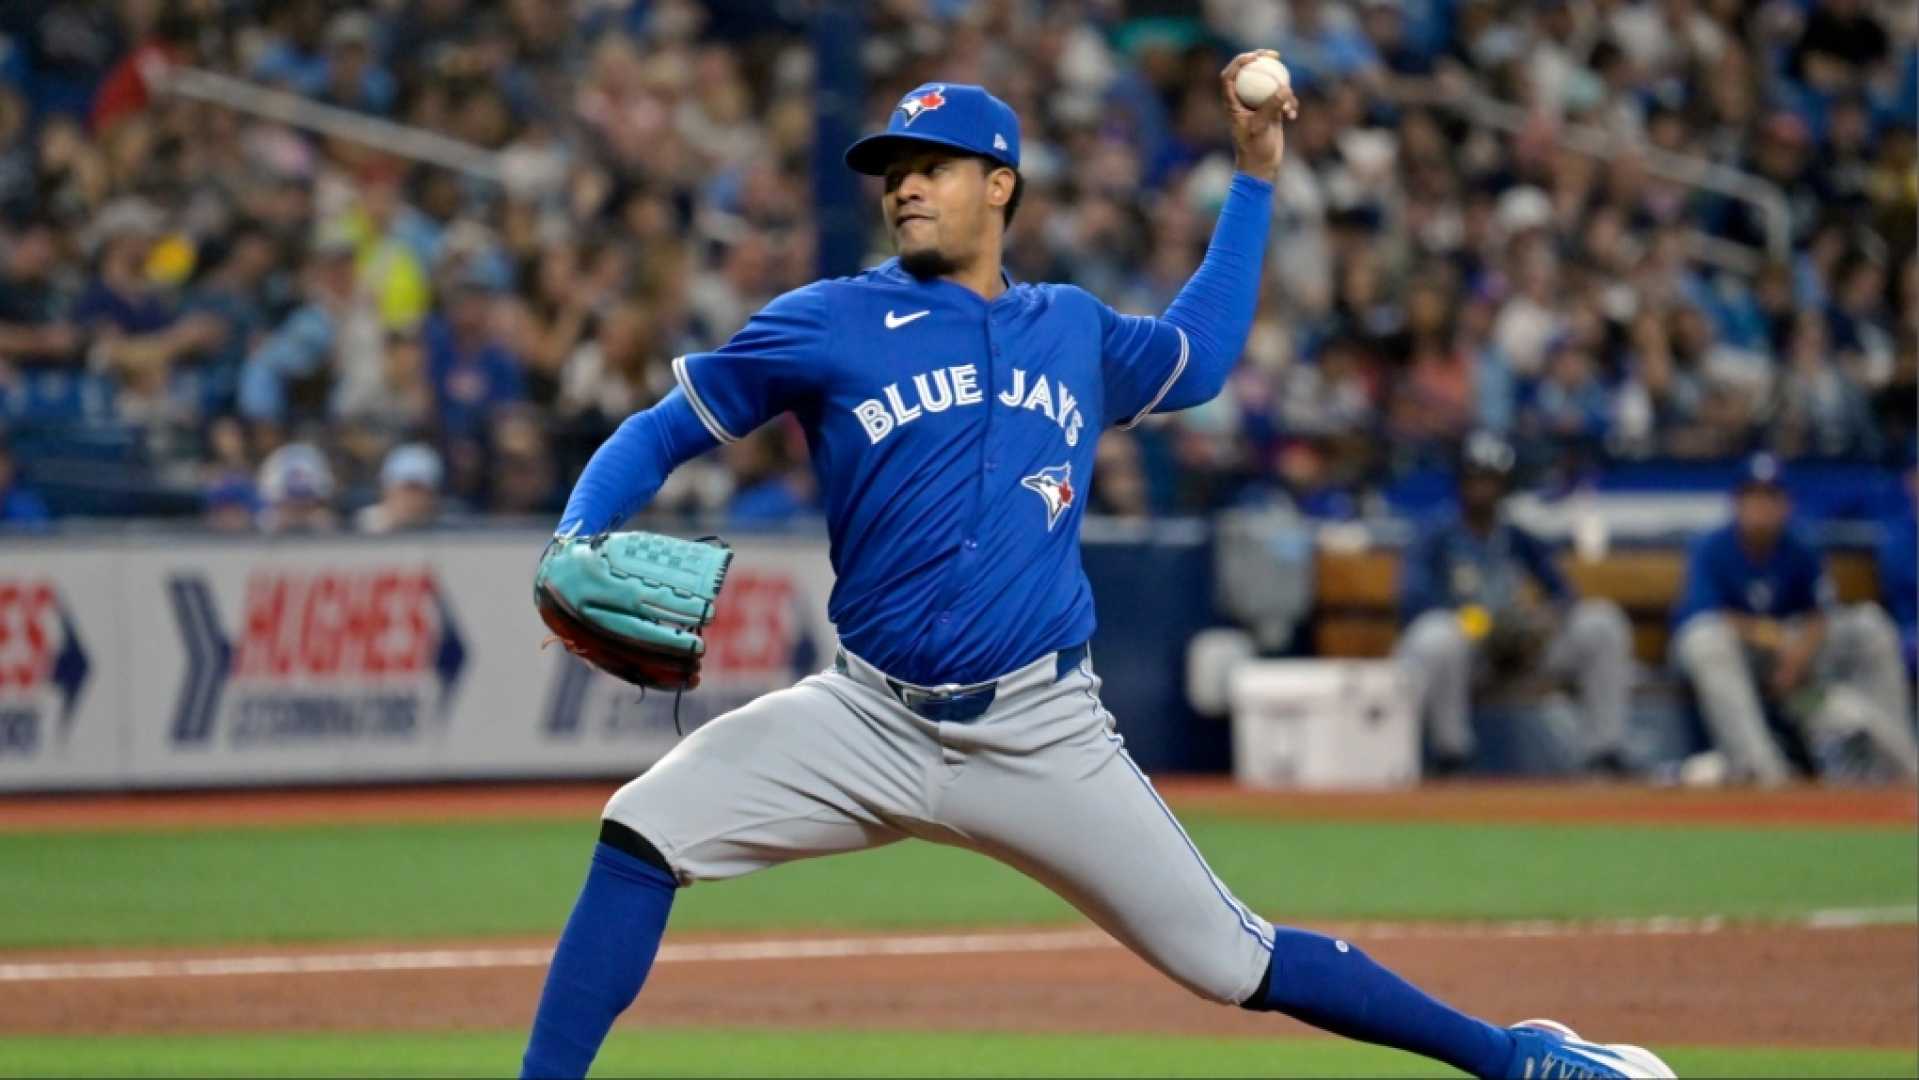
[555,387,720,536]
[1156,172,1275,410]
[520,843,677,1079]
[1245,928,1516,1079]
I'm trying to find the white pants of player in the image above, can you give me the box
[1394,599,1633,763]
[1672,604,1919,784]
[603,645,1276,1006]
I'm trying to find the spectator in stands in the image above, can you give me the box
[0,0,1914,523]
[356,442,443,533]
[1518,340,1610,449]
[1671,454,1918,784]
[175,226,279,422]
[1772,310,1879,458]
[425,269,525,443]
[483,405,556,516]
[72,200,226,419]
[0,435,51,527]
[1394,431,1635,776]
[239,228,383,431]
[555,301,662,424]
[202,477,258,534]
[0,213,87,419]
[255,441,338,534]
[316,11,395,117]
[722,424,815,527]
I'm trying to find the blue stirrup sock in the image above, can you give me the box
[520,840,678,1079]
[1244,927,1516,1080]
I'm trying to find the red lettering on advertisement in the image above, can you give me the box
[233,576,288,678]
[704,572,794,675]
[233,569,437,681]
[360,571,397,676]
[0,581,56,691]
[300,574,347,677]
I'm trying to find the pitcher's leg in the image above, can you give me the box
[1544,599,1632,762]
[937,699,1516,1078]
[524,678,920,1079]
[602,677,921,881]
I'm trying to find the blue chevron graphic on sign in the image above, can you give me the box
[168,576,231,746]
[431,588,467,720]
[50,600,89,733]
[542,652,595,735]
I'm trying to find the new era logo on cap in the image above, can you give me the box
[993,133,1008,151]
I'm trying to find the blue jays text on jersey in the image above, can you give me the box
[558,173,1275,686]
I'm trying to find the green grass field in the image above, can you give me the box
[2,807,1913,1077]
[1,1030,1913,1079]
[3,815,1914,948]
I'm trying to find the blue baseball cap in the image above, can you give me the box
[845,83,1021,176]
[1736,452,1785,492]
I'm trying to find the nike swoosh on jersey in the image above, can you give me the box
[884,309,931,329]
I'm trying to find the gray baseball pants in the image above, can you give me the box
[603,644,1276,1006]
[1394,599,1633,762]
[1672,604,1919,784]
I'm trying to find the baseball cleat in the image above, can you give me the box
[1506,1018,1676,1079]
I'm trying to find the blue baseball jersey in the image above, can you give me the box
[1398,512,1572,624]
[674,258,1191,686]
[1674,523,1834,627]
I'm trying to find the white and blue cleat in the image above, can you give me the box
[1506,1018,1676,1079]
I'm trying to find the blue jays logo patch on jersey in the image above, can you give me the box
[896,86,947,125]
[1021,463,1075,531]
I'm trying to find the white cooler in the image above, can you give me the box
[1228,660,1420,789]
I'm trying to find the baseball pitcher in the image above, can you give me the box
[520,58,1672,1080]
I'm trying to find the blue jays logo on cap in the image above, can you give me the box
[896,85,948,125]
[845,82,1022,176]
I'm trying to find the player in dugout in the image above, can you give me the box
[1395,431,1637,777]
[1671,454,1919,784]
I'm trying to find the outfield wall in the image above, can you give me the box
[0,531,838,791]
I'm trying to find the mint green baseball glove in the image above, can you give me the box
[534,532,733,691]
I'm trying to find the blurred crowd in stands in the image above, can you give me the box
[0,0,1912,532]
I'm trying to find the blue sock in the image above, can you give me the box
[521,841,677,1079]
[1244,927,1515,1079]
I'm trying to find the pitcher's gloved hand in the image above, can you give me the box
[534,531,733,691]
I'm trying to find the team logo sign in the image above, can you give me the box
[1021,463,1076,531]
[0,580,89,758]
[896,86,947,125]
[544,568,820,738]
[169,568,465,748]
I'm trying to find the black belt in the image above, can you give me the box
[838,642,1089,724]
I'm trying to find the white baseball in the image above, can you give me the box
[1233,56,1291,109]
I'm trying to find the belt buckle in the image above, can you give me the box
[894,681,962,709]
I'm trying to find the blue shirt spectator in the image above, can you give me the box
[0,441,50,527]
[423,301,525,442]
